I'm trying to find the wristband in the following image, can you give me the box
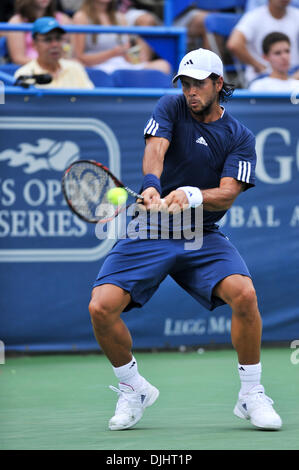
[177,186,203,208]
[142,173,161,195]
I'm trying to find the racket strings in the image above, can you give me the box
[64,162,115,222]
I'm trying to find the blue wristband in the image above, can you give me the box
[142,173,161,195]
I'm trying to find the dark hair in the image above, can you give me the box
[15,0,57,22]
[262,32,290,55]
[209,73,235,102]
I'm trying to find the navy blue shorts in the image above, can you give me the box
[93,231,251,312]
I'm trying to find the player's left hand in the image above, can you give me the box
[163,190,190,213]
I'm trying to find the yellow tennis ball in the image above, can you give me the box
[106,187,128,205]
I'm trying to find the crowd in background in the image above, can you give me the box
[0,0,299,92]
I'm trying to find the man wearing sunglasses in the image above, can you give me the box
[14,17,94,89]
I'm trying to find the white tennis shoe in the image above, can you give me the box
[108,381,159,430]
[234,385,282,430]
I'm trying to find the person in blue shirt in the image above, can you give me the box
[89,48,282,432]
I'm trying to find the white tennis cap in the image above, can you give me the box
[173,48,223,83]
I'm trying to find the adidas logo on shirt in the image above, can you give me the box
[196,136,208,146]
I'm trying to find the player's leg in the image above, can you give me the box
[213,274,261,365]
[172,232,282,430]
[89,283,132,367]
[214,274,282,430]
[89,238,178,430]
[89,283,159,431]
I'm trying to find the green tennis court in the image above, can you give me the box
[0,347,298,450]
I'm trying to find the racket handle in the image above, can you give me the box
[124,186,144,200]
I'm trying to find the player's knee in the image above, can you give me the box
[88,298,114,329]
[231,285,258,318]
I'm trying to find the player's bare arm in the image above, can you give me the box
[141,136,170,208]
[201,177,246,211]
[165,177,245,212]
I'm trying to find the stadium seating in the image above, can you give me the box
[0,63,173,89]
[195,0,246,9]
[0,36,8,60]
[164,0,246,26]
[111,69,173,88]
[0,63,19,85]
[0,63,19,75]
[85,68,114,87]
[164,0,195,25]
[205,12,242,38]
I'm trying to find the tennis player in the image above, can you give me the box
[89,48,282,431]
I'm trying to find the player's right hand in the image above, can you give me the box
[140,187,167,211]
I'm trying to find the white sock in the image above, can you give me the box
[238,362,262,397]
[112,356,145,391]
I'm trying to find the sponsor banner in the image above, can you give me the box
[0,93,298,351]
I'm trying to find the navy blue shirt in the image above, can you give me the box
[144,94,256,229]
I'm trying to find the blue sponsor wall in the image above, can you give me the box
[0,88,298,352]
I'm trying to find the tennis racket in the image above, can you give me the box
[62,160,144,224]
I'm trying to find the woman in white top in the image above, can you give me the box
[72,0,170,74]
[249,31,299,92]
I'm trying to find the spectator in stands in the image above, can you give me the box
[58,0,83,15]
[173,5,211,51]
[7,0,72,65]
[14,16,94,88]
[227,0,299,85]
[245,0,299,11]
[117,1,162,62]
[72,0,171,74]
[172,2,246,54]
[118,1,162,26]
[249,31,299,91]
